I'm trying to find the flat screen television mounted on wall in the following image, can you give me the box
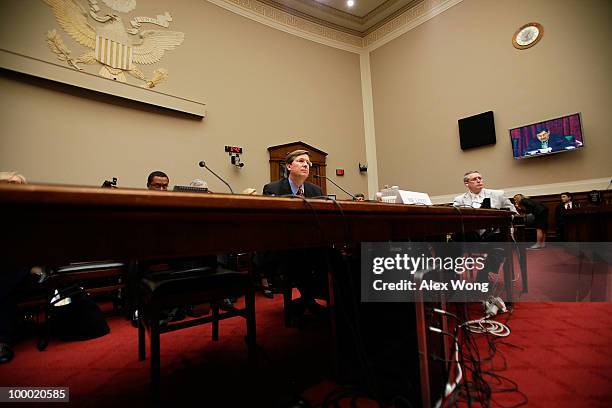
[509,113,584,159]
[458,111,496,150]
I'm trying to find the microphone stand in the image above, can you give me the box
[198,161,234,194]
[314,175,356,200]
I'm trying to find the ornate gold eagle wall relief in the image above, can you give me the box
[43,0,185,89]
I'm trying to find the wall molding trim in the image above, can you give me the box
[363,0,463,51]
[0,49,207,117]
[206,0,463,53]
[430,177,612,205]
[206,0,363,53]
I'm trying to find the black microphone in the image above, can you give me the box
[314,175,356,200]
[198,161,234,194]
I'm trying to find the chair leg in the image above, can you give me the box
[212,303,219,341]
[37,301,51,351]
[138,312,146,361]
[150,307,161,391]
[245,288,256,351]
[283,286,292,327]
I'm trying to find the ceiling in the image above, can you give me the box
[258,0,423,36]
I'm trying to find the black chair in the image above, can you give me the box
[52,262,126,310]
[137,265,256,392]
[17,262,126,351]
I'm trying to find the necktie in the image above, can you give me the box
[296,186,304,196]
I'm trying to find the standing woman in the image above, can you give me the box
[514,194,549,249]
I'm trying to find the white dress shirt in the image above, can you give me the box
[469,191,486,208]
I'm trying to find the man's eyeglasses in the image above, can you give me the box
[468,177,483,182]
[293,159,312,167]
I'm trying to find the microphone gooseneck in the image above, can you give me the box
[314,175,356,200]
[198,160,234,194]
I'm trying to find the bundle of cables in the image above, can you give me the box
[432,304,528,408]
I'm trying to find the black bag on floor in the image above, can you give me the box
[48,285,110,341]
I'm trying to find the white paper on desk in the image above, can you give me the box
[397,190,432,205]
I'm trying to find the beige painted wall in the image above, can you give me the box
[370,0,612,197]
[0,0,367,196]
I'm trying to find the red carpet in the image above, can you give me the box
[519,246,612,302]
[2,254,612,407]
[496,301,612,408]
[1,292,333,407]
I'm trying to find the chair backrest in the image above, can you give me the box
[51,261,126,294]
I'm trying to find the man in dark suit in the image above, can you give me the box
[555,192,575,241]
[263,149,322,197]
[527,129,578,153]
[262,150,326,321]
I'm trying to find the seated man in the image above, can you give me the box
[146,171,169,191]
[527,129,579,153]
[0,266,40,364]
[262,150,327,320]
[263,150,322,197]
[0,172,44,364]
[453,171,517,283]
[0,172,26,184]
[453,171,516,213]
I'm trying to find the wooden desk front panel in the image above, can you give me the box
[1,184,513,267]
